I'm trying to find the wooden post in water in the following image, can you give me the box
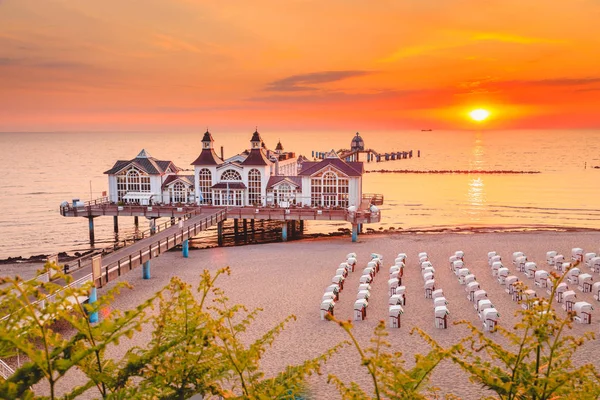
[233,218,239,242]
[243,219,248,243]
[134,216,139,228]
[113,216,119,233]
[251,219,255,242]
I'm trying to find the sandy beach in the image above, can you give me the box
[3,230,600,399]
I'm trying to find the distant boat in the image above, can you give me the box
[421,129,433,132]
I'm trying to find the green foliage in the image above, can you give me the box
[449,262,600,400]
[326,316,453,399]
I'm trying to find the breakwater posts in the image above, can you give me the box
[366,169,541,174]
[311,149,419,163]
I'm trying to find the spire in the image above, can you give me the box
[137,149,151,158]
[251,128,262,149]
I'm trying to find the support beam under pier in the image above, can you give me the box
[88,217,96,245]
[282,222,288,242]
[113,216,119,233]
[134,216,139,228]
[143,260,151,279]
[182,239,189,258]
[352,224,358,242]
[89,287,98,323]
[217,221,224,247]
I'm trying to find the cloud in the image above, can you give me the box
[265,70,372,92]
[248,89,422,104]
[471,33,566,45]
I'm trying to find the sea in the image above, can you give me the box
[0,129,599,260]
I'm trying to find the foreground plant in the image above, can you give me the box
[326,315,454,399]
[450,262,600,400]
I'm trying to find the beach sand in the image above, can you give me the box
[2,230,600,399]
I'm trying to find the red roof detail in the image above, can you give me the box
[298,158,363,177]
[191,149,223,166]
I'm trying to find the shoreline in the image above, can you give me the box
[2,224,598,266]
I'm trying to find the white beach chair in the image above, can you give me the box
[554,255,565,272]
[332,275,345,291]
[487,251,497,266]
[390,270,401,282]
[336,267,348,278]
[389,305,404,328]
[573,302,593,324]
[434,297,448,308]
[521,289,538,309]
[512,251,525,265]
[497,268,510,284]
[422,265,435,276]
[353,299,368,321]
[389,265,400,277]
[566,267,581,285]
[546,250,557,266]
[490,255,502,267]
[345,258,357,272]
[482,308,500,332]
[320,299,335,320]
[395,285,407,305]
[477,299,494,318]
[572,248,584,263]
[524,262,537,279]
[358,283,371,292]
[356,290,370,301]
[585,253,597,268]
[562,290,577,312]
[449,255,459,270]
[466,281,481,301]
[432,288,444,299]
[363,267,375,279]
[505,276,519,294]
[590,257,600,273]
[418,252,428,260]
[452,260,464,275]
[534,270,549,288]
[396,253,407,263]
[554,282,569,303]
[322,292,336,303]
[455,250,465,260]
[457,268,470,284]
[578,273,593,293]
[424,279,435,298]
[366,261,379,274]
[464,274,476,285]
[592,282,600,301]
[423,271,434,282]
[491,261,503,277]
[359,274,372,284]
[473,290,488,309]
[515,256,527,272]
[326,284,340,300]
[434,306,449,329]
[388,278,400,296]
[339,262,352,274]
[346,253,357,261]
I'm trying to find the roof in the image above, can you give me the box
[211,182,247,189]
[275,140,283,151]
[191,148,223,166]
[241,148,271,166]
[251,130,262,143]
[104,152,179,175]
[201,130,214,142]
[266,176,302,189]
[163,175,194,187]
[298,158,363,177]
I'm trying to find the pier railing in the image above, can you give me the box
[0,359,15,380]
[362,193,384,206]
[96,209,227,287]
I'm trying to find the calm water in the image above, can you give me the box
[0,130,599,259]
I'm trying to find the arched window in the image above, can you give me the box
[199,168,212,204]
[277,183,291,204]
[248,169,261,205]
[221,169,242,181]
[170,182,188,204]
[310,169,349,207]
[116,167,150,201]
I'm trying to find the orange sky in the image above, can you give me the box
[1,0,599,131]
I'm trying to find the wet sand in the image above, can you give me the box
[2,230,600,399]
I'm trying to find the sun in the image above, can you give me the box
[469,108,490,122]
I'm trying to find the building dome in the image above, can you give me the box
[275,140,284,151]
[351,132,364,151]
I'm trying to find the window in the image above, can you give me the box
[248,169,261,205]
[199,168,212,204]
[276,183,292,204]
[213,190,243,206]
[221,169,242,181]
[116,167,150,201]
[170,182,188,203]
[309,169,349,207]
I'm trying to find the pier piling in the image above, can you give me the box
[88,217,95,245]
[134,216,139,228]
[282,222,288,242]
[143,260,151,279]
[89,287,98,323]
[217,221,224,246]
[182,239,189,258]
[352,224,358,242]
[113,216,119,233]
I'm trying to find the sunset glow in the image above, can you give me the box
[469,109,491,122]
[0,1,599,131]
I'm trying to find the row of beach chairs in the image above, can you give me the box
[388,253,407,328]
[418,252,450,329]
[320,253,358,320]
